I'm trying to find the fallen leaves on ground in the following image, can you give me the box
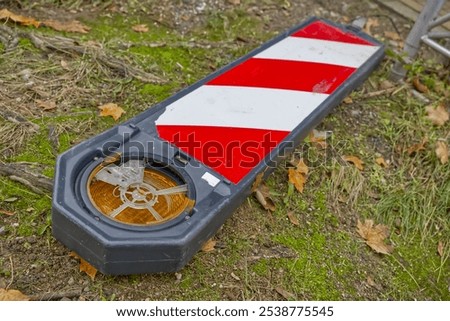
[363,17,379,36]
[98,103,125,121]
[0,8,40,27]
[230,272,240,281]
[275,286,296,300]
[132,24,149,33]
[79,258,97,281]
[0,9,90,33]
[201,238,216,252]
[36,99,56,111]
[343,155,364,171]
[375,157,388,168]
[308,129,329,149]
[288,158,308,193]
[343,96,353,104]
[357,219,394,255]
[366,276,382,291]
[254,183,276,211]
[0,288,30,301]
[42,19,90,34]
[69,252,97,281]
[407,137,427,156]
[435,141,449,164]
[412,77,428,93]
[0,209,15,216]
[425,103,449,126]
[60,60,70,70]
[437,241,444,257]
[384,31,401,41]
[379,79,394,90]
[287,211,299,226]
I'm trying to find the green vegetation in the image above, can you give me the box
[0,2,448,301]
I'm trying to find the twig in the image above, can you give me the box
[8,175,45,195]
[364,86,402,98]
[0,162,53,194]
[0,109,39,132]
[391,255,420,288]
[119,40,250,50]
[20,32,166,84]
[6,256,14,290]
[30,290,82,301]
[48,125,59,156]
[0,24,19,52]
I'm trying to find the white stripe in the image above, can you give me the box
[156,86,328,132]
[255,37,379,68]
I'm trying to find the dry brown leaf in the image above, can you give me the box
[375,157,388,168]
[0,288,30,301]
[287,211,299,226]
[79,258,97,281]
[343,96,353,104]
[98,103,125,121]
[425,103,449,126]
[363,17,379,35]
[379,79,394,90]
[308,129,328,149]
[228,0,241,4]
[201,238,216,252]
[254,184,276,211]
[0,209,15,216]
[407,138,427,155]
[60,60,70,70]
[36,99,56,111]
[288,159,308,193]
[251,172,264,192]
[437,241,444,257]
[69,252,97,280]
[366,276,382,290]
[0,9,40,27]
[384,31,401,41]
[42,19,90,33]
[357,219,394,255]
[275,286,295,300]
[295,158,308,175]
[435,141,449,164]
[343,155,364,171]
[412,77,429,93]
[132,24,149,33]
[367,276,376,287]
[288,168,306,193]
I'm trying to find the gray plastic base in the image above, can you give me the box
[52,17,384,275]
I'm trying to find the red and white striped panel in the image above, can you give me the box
[155,20,380,184]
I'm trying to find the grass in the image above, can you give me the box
[0,1,449,300]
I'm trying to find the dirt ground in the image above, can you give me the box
[0,0,449,301]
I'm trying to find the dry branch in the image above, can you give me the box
[0,162,53,194]
[30,289,82,301]
[0,24,19,52]
[0,108,39,132]
[20,32,165,84]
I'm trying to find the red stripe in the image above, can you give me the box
[207,58,355,94]
[292,20,375,46]
[156,125,289,184]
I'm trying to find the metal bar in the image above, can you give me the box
[428,31,450,39]
[421,35,450,58]
[429,12,450,29]
[391,0,445,81]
